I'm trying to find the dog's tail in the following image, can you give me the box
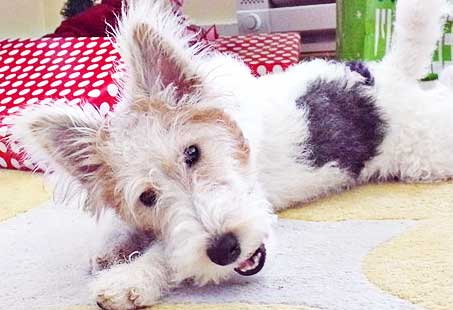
[382,0,449,79]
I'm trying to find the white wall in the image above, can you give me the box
[183,0,236,25]
[0,0,65,38]
[0,0,45,38]
[44,0,67,33]
[0,0,233,38]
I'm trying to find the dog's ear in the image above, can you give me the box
[114,0,205,102]
[9,103,107,185]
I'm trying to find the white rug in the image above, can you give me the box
[0,203,417,310]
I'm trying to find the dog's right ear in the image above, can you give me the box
[9,103,107,185]
[114,0,207,103]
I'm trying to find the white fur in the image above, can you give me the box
[8,0,453,309]
[90,241,169,310]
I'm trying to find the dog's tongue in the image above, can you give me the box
[237,257,256,271]
[234,244,266,276]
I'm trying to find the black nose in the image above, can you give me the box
[207,233,241,266]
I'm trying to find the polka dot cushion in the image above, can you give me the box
[0,34,301,170]
[213,33,301,76]
[0,37,120,170]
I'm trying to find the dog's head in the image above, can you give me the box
[10,0,275,285]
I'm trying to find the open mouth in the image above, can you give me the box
[234,244,266,276]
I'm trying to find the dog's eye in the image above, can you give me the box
[139,190,157,207]
[184,145,200,167]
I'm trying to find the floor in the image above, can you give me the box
[1,169,452,310]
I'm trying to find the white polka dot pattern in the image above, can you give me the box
[0,37,120,171]
[212,32,301,76]
[1,34,300,170]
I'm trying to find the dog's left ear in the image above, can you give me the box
[115,0,205,102]
[9,103,107,185]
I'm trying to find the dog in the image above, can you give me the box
[9,0,453,309]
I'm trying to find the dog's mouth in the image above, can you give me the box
[234,244,266,276]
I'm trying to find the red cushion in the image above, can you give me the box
[0,34,301,170]
[0,37,119,170]
[45,3,122,38]
[213,33,301,76]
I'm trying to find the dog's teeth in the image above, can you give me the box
[240,252,261,272]
[251,254,260,268]
[255,252,261,261]
[238,249,263,272]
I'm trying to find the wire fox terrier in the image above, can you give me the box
[9,0,453,309]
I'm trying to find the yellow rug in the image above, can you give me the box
[1,170,452,310]
[0,169,50,221]
[281,182,453,310]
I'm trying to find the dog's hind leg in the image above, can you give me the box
[364,0,453,183]
[361,83,453,183]
[382,0,449,79]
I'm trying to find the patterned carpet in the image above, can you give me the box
[1,170,452,310]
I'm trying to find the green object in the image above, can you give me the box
[337,0,453,78]
[337,0,396,61]
[421,73,439,82]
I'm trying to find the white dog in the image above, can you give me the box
[9,0,453,309]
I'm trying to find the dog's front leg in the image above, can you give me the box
[91,241,169,310]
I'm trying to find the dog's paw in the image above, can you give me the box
[95,286,147,310]
[91,264,159,310]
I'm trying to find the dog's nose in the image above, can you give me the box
[207,233,241,266]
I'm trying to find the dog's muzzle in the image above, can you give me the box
[207,233,241,266]
[206,233,266,276]
[234,244,266,276]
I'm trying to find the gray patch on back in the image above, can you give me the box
[296,77,387,176]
